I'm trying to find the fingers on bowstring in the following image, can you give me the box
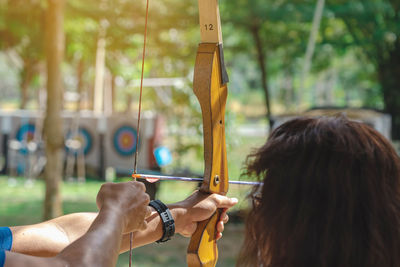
[145,206,152,218]
[129,180,146,191]
[139,219,149,231]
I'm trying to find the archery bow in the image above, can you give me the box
[186,0,229,266]
[132,0,229,266]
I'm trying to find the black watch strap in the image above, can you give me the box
[148,200,175,243]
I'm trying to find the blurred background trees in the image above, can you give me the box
[1,0,398,130]
[327,0,400,138]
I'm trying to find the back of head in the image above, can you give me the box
[238,116,400,267]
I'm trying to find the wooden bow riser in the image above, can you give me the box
[194,43,229,195]
[186,0,229,266]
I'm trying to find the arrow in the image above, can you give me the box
[132,173,262,186]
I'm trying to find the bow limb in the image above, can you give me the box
[187,1,229,266]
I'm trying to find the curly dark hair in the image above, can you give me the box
[238,116,400,267]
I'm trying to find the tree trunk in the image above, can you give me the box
[43,0,65,220]
[251,24,272,128]
[378,43,400,140]
[77,57,84,111]
[111,74,116,113]
[19,60,35,109]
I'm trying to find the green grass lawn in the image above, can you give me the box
[0,176,252,266]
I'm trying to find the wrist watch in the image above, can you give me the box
[148,200,175,243]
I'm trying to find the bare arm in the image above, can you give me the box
[7,191,238,259]
[5,181,151,267]
[10,212,97,257]
[6,208,123,267]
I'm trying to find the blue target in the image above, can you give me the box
[16,123,35,142]
[113,125,138,156]
[15,123,36,155]
[66,127,93,155]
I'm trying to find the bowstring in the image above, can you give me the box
[130,0,150,265]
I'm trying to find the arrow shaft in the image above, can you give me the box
[132,173,261,186]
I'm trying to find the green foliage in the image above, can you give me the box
[0,0,397,111]
[0,0,46,107]
[219,0,399,119]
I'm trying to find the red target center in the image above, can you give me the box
[121,135,134,147]
[26,132,34,142]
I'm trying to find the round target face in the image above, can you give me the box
[66,127,93,155]
[113,125,138,156]
[16,123,35,142]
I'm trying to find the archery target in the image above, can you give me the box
[5,111,41,151]
[1,111,41,174]
[66,127,93,155]
[105,113,156,174]
[63,112,100,172]
[15,123,36,156]
[0,110,163,178]
[113,125,138,156]
[16,123,36,142]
